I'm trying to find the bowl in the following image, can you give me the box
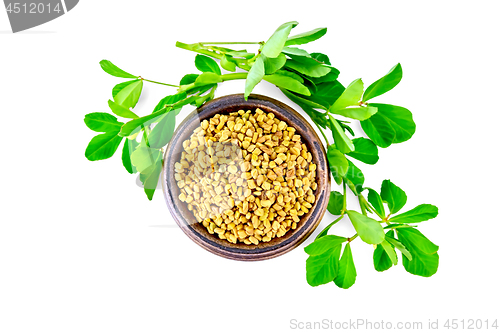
[162,94,330,261]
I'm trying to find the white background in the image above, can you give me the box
[1,1,499,332]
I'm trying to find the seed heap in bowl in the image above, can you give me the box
[174,108,317,245]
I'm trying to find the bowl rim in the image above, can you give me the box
[161,93,330,261]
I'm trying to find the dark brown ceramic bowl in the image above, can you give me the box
[162,94,330,261]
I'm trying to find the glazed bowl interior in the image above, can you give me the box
[162,94,330,261]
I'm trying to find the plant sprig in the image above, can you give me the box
[85,21,439,289]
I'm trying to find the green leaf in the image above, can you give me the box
[261,21,298,58]
[383,224,414,229]
[346,210,385,245]
[122,138,138,174]
[221,55,236,72]
[195,72,222,85]
[122,137,138,173]
[265,74,310,95]
[310,52,330,65]
[184,83,216,98]
[338,120,355,137]
[226,50,255,59]
[359,116,395,148]
[306,245,341,287]
[85,131,123,161]
[282,46,311,57]
[331,106,378,121]
[245,56,265,99]
[381,179,407,214]
[114,80,143,110]
[347,138,379,165]
[131,146,162,174]
[397,228,439,277]
[108,100,138,119]
[84,112,123,132]
[366,188,386,218]
[148,111,176,149]
[397,227,439,254]
[119,112,166,137]
[326,146,349,185]
[262,53,287,74]
[208,45,236,53]
[99,60,137,79]
[373,241,394,272]
[329,117,354,153]
[311,71,339,84]
[120,97,192,137]
[361,104,415,147]
[390,204,439,223]
[274,69,304,83]
[334,243,357,289]
[327,191,343,215]
[304,235,347,256]
[330,78,363,112]
[280,88,326,110]
[363,63,403,102]
[285,57,331,78]
[301,105,329,129]
[195,54,221,75]
[370,104,415,143]
[112,80,139,98]
[194,88,215,107]
[386,234,412,260]
[153,92,187,113]
[179,74,199,85]
[306,80,344,108]
[285,27,327,46]
[140,154,162,201]
[298,74,318,94]
[343,160,364,195]
[381,239,398,265]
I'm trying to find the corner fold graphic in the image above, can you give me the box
[3,0,79,33]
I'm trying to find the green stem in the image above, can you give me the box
[362,193,383,219]
[342,181,347,213]
[221,73,248,81]
[142,125,150,147]
[348,234,358,242]
[177,73,248,94]
[200,42,263,45]
[142,78,178,87]
[359,197,367,215]
[316,125,330,146]
[315,214,344,240]
[175,42,223,60]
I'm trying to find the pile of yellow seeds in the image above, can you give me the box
[174,108,317,245]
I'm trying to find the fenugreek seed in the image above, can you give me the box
[249,236,259,245]
[175,109,316,246]
[228,165,238,174]
[272,221,280,231]
[256,175,265,186]
[261,200,272,207]
[245,225,254,236]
